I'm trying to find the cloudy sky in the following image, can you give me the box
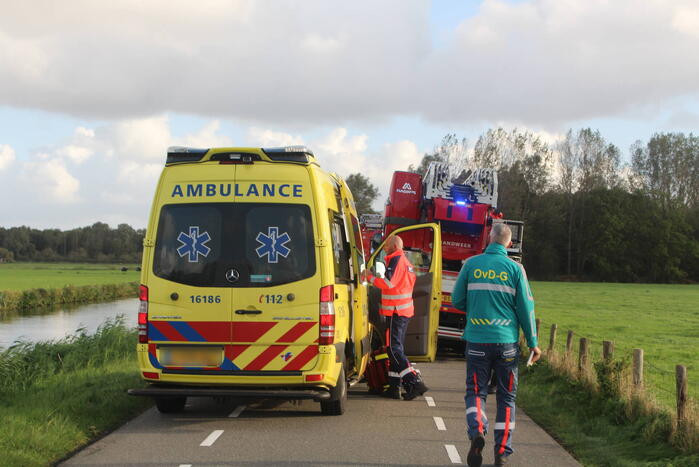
[2,0,698,229]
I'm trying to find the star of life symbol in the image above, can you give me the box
[255,226,291,263]
[176,226,212,262]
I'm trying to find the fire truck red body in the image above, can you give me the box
[376,163,523,341]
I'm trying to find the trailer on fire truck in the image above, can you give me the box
[374,162,524,342]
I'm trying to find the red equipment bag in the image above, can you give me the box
[366,346,390,394]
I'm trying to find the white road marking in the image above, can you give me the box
[425,396,436,407]
[433,416,447,431]
[179,465,192,467]
[200,430,224,447]
[445,444,462,464]
[229,405,246,418]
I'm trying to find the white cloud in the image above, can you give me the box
[0,144,16,170]
[22,159,80,203]
[672,4,699,37]
[306,128,423,208]
[313,128,368,171]
[3,117,430,227]
[179,120,233,148]
[246,126,422,209]
[302,33,344,53]
[56,145,93,164]
[247,128,304,147]
[0,1,698,127]
[108,116,172,161]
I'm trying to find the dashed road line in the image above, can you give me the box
[425,396,436,407]
[179,464,192,467]
[445,444,462,464]
[229,405,246,418]
[200,430,224,447]
[433,416,446,431]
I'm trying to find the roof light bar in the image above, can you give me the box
[262,146,314,163]
[166,146,209,164]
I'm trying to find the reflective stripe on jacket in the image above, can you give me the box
[451,242,538,347]
[370,249,416,318]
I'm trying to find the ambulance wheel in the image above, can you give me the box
[155,396,186,413]
[321,364,347,416]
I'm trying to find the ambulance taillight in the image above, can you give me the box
[319,285,335,345]
[138,285,148,344]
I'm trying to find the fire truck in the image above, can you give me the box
[376,162,524,342]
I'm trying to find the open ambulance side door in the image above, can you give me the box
[367,223,442,362]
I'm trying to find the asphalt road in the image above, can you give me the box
[61,355,581,467]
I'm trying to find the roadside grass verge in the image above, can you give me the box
[0,318,150,466]
[519,360,699,466]
[0,282,139,316]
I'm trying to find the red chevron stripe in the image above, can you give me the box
[232,322,277,343]
[188,321,230,342]
[148,343,157,356]
[151,321,186,341]
[282,345,319,371]
[229,345,250,360]
[276,322,316,343]
[244,345,287,371]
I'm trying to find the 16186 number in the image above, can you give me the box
[190,295,221,304]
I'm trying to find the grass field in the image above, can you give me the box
[0,262,140,291]
[531,281,699,410]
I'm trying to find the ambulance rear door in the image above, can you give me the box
[367,223,442,362]
[226,164,321,375]
[147,165,238,373]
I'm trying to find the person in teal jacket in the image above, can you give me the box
[452,223,541,467]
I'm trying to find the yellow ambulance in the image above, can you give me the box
[128,146,441,415]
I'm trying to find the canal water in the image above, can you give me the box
[0,298,138,349]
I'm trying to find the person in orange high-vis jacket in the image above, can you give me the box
[362,235,429,401]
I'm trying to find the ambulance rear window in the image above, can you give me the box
[153,203,315,287]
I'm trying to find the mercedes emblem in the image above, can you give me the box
[225,268,240,283]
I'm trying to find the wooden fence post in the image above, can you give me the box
[602,341,614,361]
[633,349,644,389]
[676,365,688,424]
[578,338,589,372]
[548,324,558,353]
[566,330,574,355]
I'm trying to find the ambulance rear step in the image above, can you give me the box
[128,385,331,401]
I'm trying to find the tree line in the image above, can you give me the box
[2,130,697,283]
[0,223,144,263]
[346,130,699,283]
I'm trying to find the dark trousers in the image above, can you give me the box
[386,314,417,388]
[465,342,519,458]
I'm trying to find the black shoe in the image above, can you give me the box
[487,384,497,394]
[467,433,485,467]
[494,453,509,465]
[381,386,402,400]
[403,380,429,400]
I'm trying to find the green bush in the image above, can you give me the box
[0,316,135,395]
[0,318,150,466]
